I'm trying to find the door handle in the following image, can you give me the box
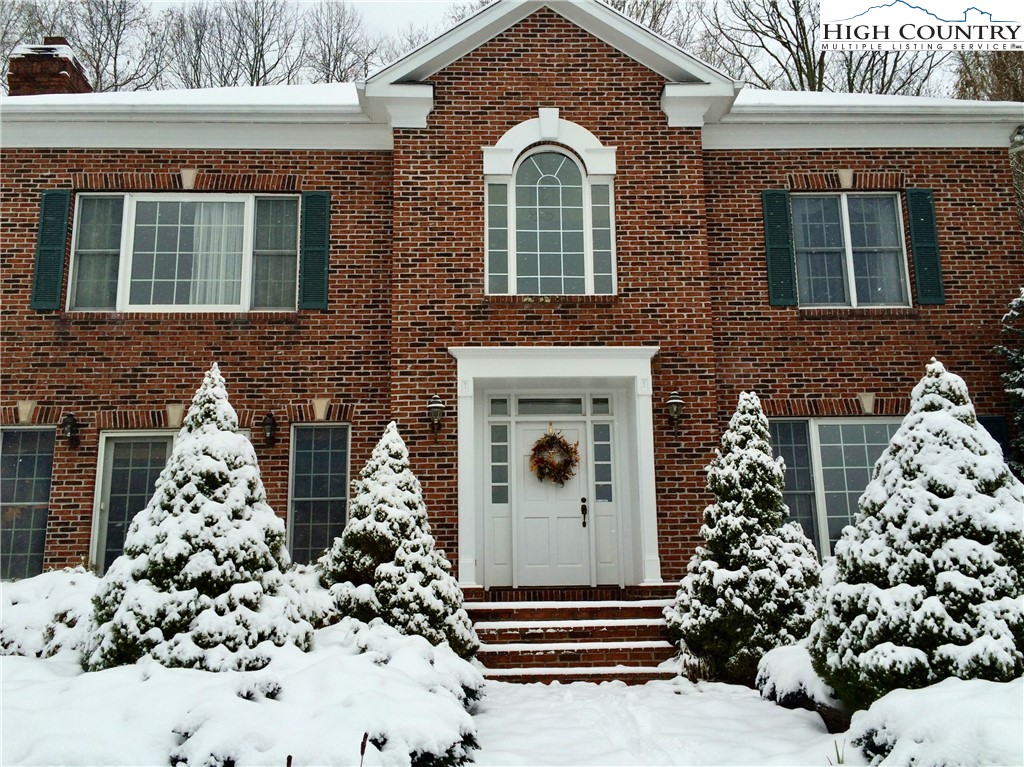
[580,497,588,528]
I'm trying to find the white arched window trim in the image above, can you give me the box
[483,110,617,296]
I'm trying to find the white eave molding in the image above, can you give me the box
[703,93,1024,149]
[0,84,393,150]
[662,82,741,127]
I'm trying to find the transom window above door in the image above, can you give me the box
[69,193,300,312]
[486,149,615,296]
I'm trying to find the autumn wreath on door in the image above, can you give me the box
[529,425,580,486]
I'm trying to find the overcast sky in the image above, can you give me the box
[355,0,459,34]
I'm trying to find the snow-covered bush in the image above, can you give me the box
[756,642,848,733]
[665,392,821,686]
[1000,287,1024,476]
[170,619,481,767]
[810,359,1024,712]
[318,422,478,659]
[85,363,313,672]
[756,642,840,712]
[849,676,1024,766]
[0,567,97,659]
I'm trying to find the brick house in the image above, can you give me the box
[2,0,1021,609]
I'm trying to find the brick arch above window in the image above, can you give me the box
[482,108,616,176]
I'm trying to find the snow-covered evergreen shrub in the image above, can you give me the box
[318,422,478,659]
[810,359,1024,712]
[1000,287,1024,476]
[664,392,821,686]
[85,364,313,672]
[0,567,97,659]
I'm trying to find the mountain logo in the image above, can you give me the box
[818,0,1022,51]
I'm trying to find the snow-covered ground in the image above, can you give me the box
[3,569,1022,767]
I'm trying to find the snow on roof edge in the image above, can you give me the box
[732,88,1024,114]
[0,81,363,111]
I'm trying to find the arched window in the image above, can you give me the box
[484,113,616,296]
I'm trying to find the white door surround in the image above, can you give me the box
[450,346,662,589]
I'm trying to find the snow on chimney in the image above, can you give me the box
[7,36,93,96]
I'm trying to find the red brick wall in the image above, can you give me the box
[705,149,1022,423]
[388,8,721,579]
[0,148,394,570]
[386,8,1021,582]
[2,8,1020,582]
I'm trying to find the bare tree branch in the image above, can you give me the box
[222,0,305,86]
[163,2,243,89]
[304,0,379,82]
[71,0,165,92]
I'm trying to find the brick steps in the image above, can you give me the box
[468,598,679,685]
[484,666,678,685]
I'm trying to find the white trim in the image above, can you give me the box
[661,82,740,127]
[485,144,617,296]
[365,0,738,90]
[0,118,393,150]
[483,115,617,175]
[287,422,352,565]
[450,345,661,588]
[68,192,300,313]
[791,191,912,309]
[704,121,1021,150]
[91,430,176,574]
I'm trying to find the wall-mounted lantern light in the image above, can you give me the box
[427,395,446,432]
[666,391,684,429]
[1011,125,1024,156]
[61,413,81,446]
[262,412,278,445]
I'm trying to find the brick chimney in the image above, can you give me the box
[7,36,93,96]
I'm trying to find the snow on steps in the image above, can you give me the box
[467,599,679,685]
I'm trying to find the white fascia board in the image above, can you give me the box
[705,97,1023,148]
[704,105,1024,149]
[703,121,1018,150]
[553,1,734,86]
[0,113,392,150]
[366,0,538,85]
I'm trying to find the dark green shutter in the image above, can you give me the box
[299,191,330,309]
[906,188,944,305]
[30,190,71,310]
[762,190,797,306]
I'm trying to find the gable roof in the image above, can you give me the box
[361,0,742,129]
[365,0,739,88]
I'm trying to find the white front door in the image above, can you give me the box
[516,421,590,586]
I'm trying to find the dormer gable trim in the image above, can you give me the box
[362,0,741,131]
